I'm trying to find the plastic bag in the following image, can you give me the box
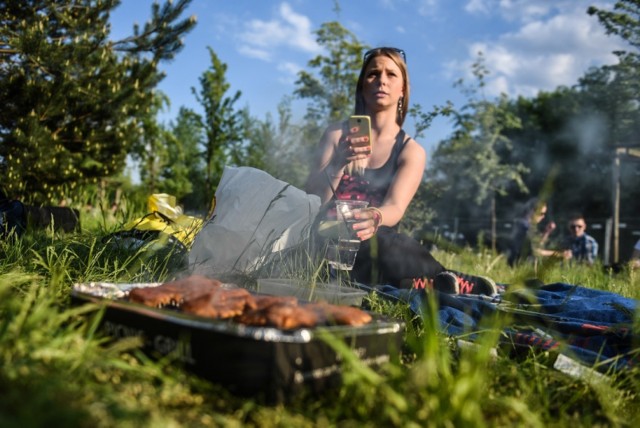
[189,167,321,275]
[104,194,203,263]
[125,194,204,248]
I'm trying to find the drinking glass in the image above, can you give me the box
[325,239,361,271]
[325,200,369,273]
[335,200,370,236]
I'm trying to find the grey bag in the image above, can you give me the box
[189,167,321,276]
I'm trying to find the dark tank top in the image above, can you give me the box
[335,129,410,208]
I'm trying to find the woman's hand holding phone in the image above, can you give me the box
[348,115,372,156]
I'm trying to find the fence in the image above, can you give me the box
[418,217,640,264]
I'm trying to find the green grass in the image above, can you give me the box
[1,212,639,427]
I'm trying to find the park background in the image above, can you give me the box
[2,0,639,261]
[2,2,640,426]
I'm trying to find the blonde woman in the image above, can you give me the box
[305,47,496,295]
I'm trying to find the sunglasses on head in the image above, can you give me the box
[363,47,407,64]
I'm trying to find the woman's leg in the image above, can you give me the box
[351,226,446,288]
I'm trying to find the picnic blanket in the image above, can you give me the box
[363,282,639,374]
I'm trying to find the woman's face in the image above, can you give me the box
[361,55,404,112]
[531,204,547,224]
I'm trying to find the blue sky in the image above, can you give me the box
[110,0,625,153]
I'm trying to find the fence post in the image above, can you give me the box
[604,218,612,265]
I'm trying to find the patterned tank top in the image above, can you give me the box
[334,129,410,208]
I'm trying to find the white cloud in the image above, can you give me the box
[465,0,567,22]
[417,0,440,17]
[465,0,490,14]
[450,2,625,98]
[379,0,439,17]
[495,0,553,22]
[237,45,271,61]
[237,2,321,62]
[464,0,619,24]
[277,61,302,84]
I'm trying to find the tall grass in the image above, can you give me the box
[0,209,639,427]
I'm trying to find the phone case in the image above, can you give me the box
[348,115,372,152]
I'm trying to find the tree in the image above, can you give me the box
[192,47,244,201]
[162,106,205,210]
[587,0,640,143]
[0,0,196,203]
[242,97,308,188]
[134,91,171,194]
[294,22,366,126]
[588,1,640,55]
[428,54,528,250]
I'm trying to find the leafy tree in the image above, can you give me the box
[588,1,640,55]
[192,47,244,201]
[587,1,640,144]
[134,91,171,193]
[428,54,528,249]
[242,97,308,187]
[163,106,206,210]
[498,2,639,226]
[586,0,640,260]
[0,0,196,203]
[294,22,366,125]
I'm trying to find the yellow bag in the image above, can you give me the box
[122,193,204,249]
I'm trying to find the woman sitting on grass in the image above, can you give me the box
[305,47,496,295]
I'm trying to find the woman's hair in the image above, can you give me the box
[521,197,548,220]
[349,48,409,176]
[354,47,410,127]
[523,198,540,216]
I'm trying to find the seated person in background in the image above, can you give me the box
[562,213,598,265]
[508,198,559,266]
[631,239,640,269]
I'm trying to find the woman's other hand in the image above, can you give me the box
[352,207,382,241]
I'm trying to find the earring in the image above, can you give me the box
[397,97,404,115]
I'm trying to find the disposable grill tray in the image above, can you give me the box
[71,282,404,403]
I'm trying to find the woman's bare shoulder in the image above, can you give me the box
[402,136,426,158]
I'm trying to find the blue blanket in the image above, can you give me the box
[363,282,639,373]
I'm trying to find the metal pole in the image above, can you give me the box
[612,150,621,263]
[604,218,612,265]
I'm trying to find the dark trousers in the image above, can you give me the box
[350,226,445,288]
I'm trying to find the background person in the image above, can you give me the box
[305,47,496,295]
[508,198,559,266]
[562,213,598,265]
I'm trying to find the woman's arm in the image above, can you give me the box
[532,221,561,258]
[352,139,426,241]
[305,123,371,203]
[377,139,426,227]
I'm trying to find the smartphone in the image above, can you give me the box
[348,115,372,154]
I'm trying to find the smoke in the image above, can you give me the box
[562,111,608,155]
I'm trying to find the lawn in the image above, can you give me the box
[1,208,639,427]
